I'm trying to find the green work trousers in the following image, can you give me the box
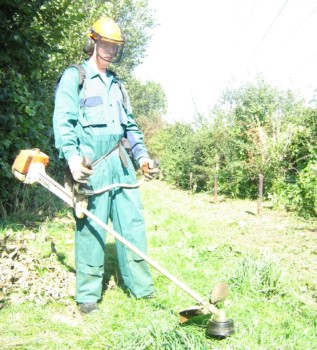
[74,150,154,303]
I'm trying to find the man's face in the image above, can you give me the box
[96,40,119,63]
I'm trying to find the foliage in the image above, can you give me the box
[151,76,317,216]
[218,78,306,189]
[150,122,195,188]
[0,1,53,215]
[126,77,167,149]
[270,160,317,217]
[127,78,167,118]
[0,0,159,216]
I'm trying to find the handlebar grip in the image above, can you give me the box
[82,156,93,169]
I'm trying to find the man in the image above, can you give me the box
[53,17,156,314]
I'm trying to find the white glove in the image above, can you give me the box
[68,155,93,183]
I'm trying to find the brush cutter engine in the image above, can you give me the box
[12,149,50,182]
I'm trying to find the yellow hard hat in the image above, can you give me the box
[90,17,124,44]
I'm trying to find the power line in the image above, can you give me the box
[287,5,317,42]
[231,0,259,55]
[231,0,245,23]
[291,5,317,73]
[242,0,259,31]
[254,0,290,53]
[296,50,317,72]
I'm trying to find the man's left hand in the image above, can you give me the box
[139,157,160,180]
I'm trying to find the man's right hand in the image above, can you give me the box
[68,155,93,183]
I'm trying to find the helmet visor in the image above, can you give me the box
[96,37,124,63]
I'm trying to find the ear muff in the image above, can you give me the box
[83,37,95,55]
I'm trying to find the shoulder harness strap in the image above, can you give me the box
[61,65,128,110]
[69,64,86,90]
[55,64,86,95]
[107,69,128,110]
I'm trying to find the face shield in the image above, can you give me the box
[96,36,124,64]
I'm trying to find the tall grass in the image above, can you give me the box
[229,253,285,297]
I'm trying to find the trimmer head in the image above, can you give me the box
[179,281,230,324]
[179,281,235,338]
[206,318,235,338]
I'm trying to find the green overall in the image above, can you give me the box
[53,60,154,302]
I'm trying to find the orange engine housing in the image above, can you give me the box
[12,149,50,175]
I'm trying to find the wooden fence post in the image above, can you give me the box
[190,172,193,194]
[214,175,218,203]
[257,174,264,215]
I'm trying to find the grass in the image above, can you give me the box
[0,180,317,349]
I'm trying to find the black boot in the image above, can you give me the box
[79,302,99,314]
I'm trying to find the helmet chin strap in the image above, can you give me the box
[96,44,112,62]
[97,53,112,63]
[93,43,112,70]
[95,46,111,63]
[95,38,123,64]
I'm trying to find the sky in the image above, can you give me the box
[134,0,317,122]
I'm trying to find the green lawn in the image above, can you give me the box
[1,180,316,349]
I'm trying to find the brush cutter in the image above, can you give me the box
[12,149,234,338]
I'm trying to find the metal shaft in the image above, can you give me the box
[30,166,220,317]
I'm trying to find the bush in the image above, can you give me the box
[270,161,317,217]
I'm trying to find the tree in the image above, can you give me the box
[215,77,308,197]
[126,78,167,149]
[151,122,194,188]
